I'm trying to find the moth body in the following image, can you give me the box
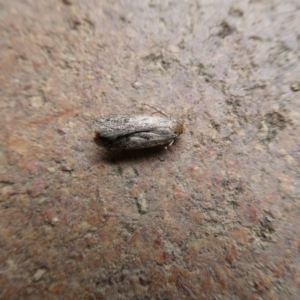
[93,114,183,149]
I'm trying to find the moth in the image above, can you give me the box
[93,109,184,150]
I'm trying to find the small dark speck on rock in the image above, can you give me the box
[62,0,72,5]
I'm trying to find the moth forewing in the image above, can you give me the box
[93,114,184,150]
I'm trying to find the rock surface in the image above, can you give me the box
[1,0,300,299]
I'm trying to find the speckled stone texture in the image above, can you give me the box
[1,0,300,299]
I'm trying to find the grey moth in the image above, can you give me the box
[93,113,184,149]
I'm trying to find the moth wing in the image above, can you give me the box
[93,114,174,138]
[122,130,176,149]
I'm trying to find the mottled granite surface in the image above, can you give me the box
[1,0,300,299]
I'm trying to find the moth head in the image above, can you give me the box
[174,121,184,135]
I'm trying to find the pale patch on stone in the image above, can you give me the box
[136,193,148,214]
[30,96,44,108]
[33,269,46,281]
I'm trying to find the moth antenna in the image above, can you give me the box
[141,104,170,118]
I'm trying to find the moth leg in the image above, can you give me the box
[168,140,174,146]
[164,139,175,151]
